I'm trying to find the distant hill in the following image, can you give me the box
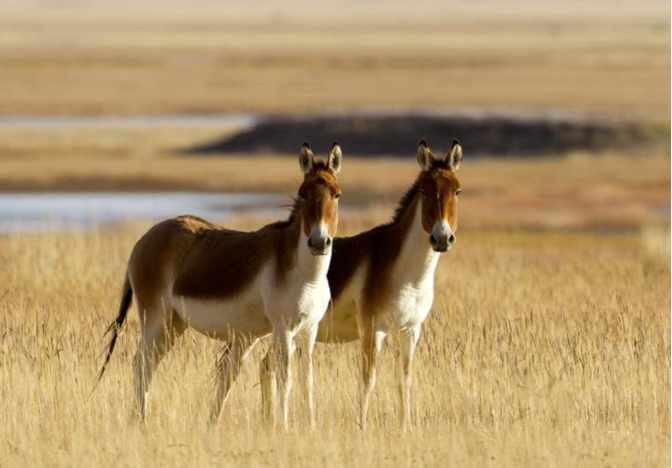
[183,110,667,157]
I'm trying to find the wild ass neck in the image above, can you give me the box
[392,196,440,288]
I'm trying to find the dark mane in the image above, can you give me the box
[367,175,420,233]
[392,177,422,224]
[370,159,448,233]
[263,196,301,230]
[262,160,335,231]
[265,160,334,230]
[393,176,423,223]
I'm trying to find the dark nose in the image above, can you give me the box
[429,233,455,252]
[307,236,331,255]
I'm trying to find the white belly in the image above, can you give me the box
[171,286,270,340]
[171,250,334,339]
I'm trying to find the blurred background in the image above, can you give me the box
[0,0,669,233]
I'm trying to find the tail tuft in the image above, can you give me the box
[97,275,133,382]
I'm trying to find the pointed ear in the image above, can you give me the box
[327,142,342,174]
[446,139,463,171]
[416,139,434,171]
[299,142,315,174]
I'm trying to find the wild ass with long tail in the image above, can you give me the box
[261,139,462,430]
[99,143,343,429]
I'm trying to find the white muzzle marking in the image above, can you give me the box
[429,220,455,252]
[308,222,332,256]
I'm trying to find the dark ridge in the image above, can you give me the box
[182,111,667,157]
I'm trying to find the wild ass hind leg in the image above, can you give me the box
[210,335,260,424]
[297,325,319,429]
[133,303,186,421]
[359,315,387,429]
[397,325,421,432]
[259,347,277,426]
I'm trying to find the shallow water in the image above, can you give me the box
[0,113,258,129]
[0,192,286,234]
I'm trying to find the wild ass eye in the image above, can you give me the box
[456,189,462,196]
[333,193,341,200]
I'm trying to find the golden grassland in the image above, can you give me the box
[0,0,669,119]
[0,216,669,467]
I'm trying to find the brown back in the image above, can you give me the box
[172,216,300,298]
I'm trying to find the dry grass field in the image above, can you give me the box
[0,219,669,467]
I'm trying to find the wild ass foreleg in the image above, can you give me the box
[210,337,259,423]
[397,325,421,431]
[273,324,296,430]
[297,325,318,429]
[359,316,387,429]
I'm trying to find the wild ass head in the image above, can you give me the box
[298,142,342,256]
[415,139,463,252]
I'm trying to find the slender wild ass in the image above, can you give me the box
[261,139,463,429]
[99,143,343,429]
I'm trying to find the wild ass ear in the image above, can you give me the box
[446,139,463,171]
[299,142,315,174]
[417,139,434,171]
[327,142,342,174]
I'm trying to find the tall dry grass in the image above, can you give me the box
[0,215,668,466]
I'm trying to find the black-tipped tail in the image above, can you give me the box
[97,275,133,382]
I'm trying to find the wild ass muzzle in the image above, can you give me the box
[99,142,343,429]
[261,139,463,430]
